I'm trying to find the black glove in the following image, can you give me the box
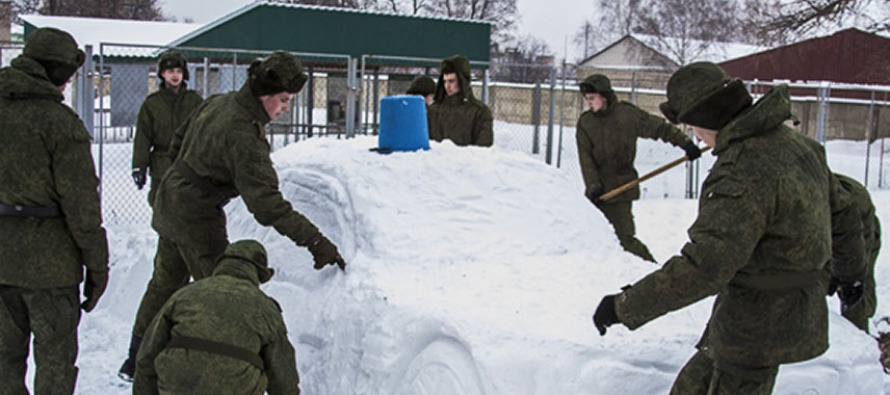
[593,294,620,336]
[307,234,346,271]
[829,277,864,312]
[683,142,702,160]
[81,269,108,312]
[585,183,604,204]
[132,168,146,190]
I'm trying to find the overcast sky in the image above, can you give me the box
[160,0,592,61]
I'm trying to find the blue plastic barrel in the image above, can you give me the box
[378,95,430,152]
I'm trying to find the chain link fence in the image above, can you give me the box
[9,37,886,225]
[93,44,353,225]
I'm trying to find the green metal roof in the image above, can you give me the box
[169,2,491,65]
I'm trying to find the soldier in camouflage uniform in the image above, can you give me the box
[427,55,493,147]
[591,62,866,394]
[0,27,109,395]
[826,173,880,333]
[131,51,203,205]
[119,51,346,381]
[576,74,701,262]
[134,240,300,395]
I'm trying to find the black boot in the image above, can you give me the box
[118,335,142,383]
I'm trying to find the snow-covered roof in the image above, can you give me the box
[631,33,765,64]
[167,0,490,51]
[19,14,202,58]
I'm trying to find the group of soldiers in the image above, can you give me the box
[0,25,881,395]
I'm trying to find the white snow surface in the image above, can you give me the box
[62,137,888,394]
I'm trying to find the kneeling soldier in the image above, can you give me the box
[133,240,300,395]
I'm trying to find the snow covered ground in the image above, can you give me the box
[40,135,890,394]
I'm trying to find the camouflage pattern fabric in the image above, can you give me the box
[0,55,108,289]
[614,85,866,367]
[670,351,778,395]
[596,201,655,262]
[427,55,493,147]
[132,85,203,205]
[132,237,226,338]
[152,83,320,249]
[134,242,300,395]
[0,286,80,395]
[826,173,881,332]
[575,83,694,203]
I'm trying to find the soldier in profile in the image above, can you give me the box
[592,62,865,394]
[575,73,700,263]
[119,51,345,382]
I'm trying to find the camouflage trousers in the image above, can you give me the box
[670,351,778,395]
[132,236,227,338]
[0,285,80,395]
[595,201,656,262]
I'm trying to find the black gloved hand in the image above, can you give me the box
[836,279,864,313]
[307,234,346,272]
[828,277,865,312]
[585,183,604,204]
[81,269,108,312]
[132,168,147,190]
[592,294,620,336]
[683,142,702,160]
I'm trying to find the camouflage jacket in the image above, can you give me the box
[427,55,493,147]
[824,173,881,290]
[134,257,300,395]
[576,93,693,202]
[132,85,202,181]
[0,55,108,288]
[151,84,319,248]
[614,85,866,366]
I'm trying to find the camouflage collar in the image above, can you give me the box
[213,259,261,286]
[715,84,792,155]
[0,56,63,102]
[235,83,271,125]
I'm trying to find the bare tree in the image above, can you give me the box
[428,0,518,47]
[634,0,741,65]
[743,0,890,45]
[11,0,164,20]
[266,0,381,10]
[574,0,645,60]
[492,34,553,83]
[381,0,431,14]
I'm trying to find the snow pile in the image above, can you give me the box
[70,136,883,394]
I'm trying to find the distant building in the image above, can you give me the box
[720,28,890,86]
[577,34,761,90]
[719,28,890,100]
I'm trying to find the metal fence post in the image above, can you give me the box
[306,65,314,138]
[98,44,106,201]
[866,90,876,186]
[546,67,556,165]
[80,45,95,138]
[373,67,380,135]
[557,62,567,169]
[482,68,490,105]
[202,57,210,98]
[346,57,357,138]
[816,81,831,143]
[532,82,541,155]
